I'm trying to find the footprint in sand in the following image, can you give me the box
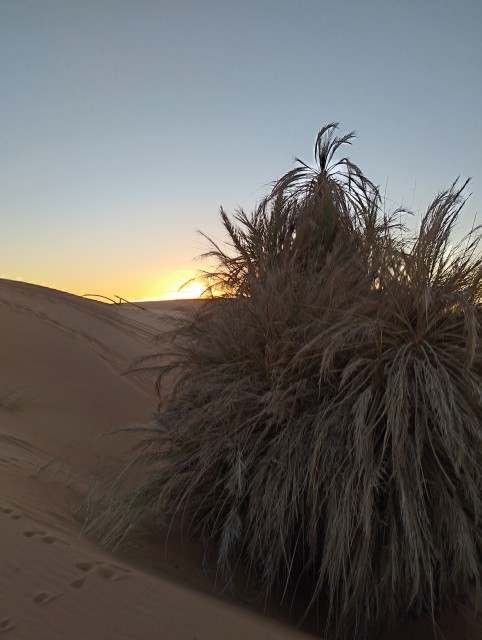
[70,561,131,589]
[33,592,62,605]
[95,564,130,581]
[75,562,95,573]
[69,563,94,588]
[0,619,15,633]
[70,577,86,589]
[23,531,56,544]
[0,507,22,520]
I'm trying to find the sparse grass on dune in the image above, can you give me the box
[85,125,482,639]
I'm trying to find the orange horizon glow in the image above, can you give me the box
[141,277,205,302]
[0,270,206,303]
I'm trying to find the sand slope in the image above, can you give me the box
[0,279,479,639]
[0,280,313,639]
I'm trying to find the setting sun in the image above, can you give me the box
[145,275,205,301]
[170,279,205,300]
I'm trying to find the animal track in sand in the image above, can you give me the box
[23,530,57,544]
[95,564,130,580]
[75,562,95,573]
[0,619,15,633]
[71,561,131,588]
[0,506,22,520]
[33,592,62,605]
[70,577,86,589]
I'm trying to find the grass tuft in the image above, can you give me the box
[85,124,482,638]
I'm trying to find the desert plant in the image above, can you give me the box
[86,125,481,639]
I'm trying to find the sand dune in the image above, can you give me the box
[0,280,314,639]
[0,279,479,639]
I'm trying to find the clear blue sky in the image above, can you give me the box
[1,0,481,299]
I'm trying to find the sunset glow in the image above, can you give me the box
[152,278,205,301]
[1,2,480,307]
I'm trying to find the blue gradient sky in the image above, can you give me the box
[1,0,481,300]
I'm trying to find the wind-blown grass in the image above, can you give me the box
[86,124,482,638]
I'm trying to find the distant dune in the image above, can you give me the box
[0,278,478,639]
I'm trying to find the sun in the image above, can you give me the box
[172,279,205,300]
[147,276,205,301]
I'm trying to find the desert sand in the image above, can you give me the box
[0,278,479,639]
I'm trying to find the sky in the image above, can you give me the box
[1,0,481,300]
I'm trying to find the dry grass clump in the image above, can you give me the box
[87,125,482,638]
